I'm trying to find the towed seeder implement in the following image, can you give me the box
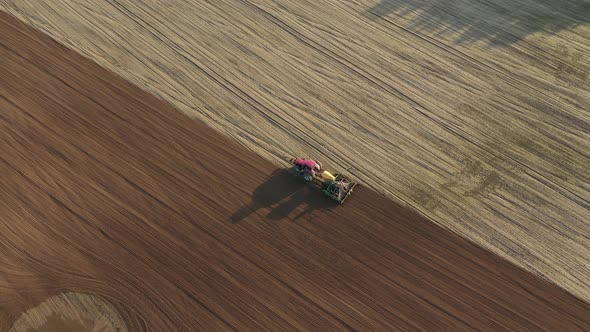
[288,157,357,204]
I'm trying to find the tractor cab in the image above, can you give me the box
[288,157,357,204]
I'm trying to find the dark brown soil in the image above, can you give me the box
[0,11,588,331]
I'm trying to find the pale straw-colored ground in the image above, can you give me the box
[1,0,588,301]
[9,292,126,331]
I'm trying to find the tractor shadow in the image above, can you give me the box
[230,169,339,223]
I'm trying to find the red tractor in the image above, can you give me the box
[289,157,357,204]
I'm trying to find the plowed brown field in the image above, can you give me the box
[0,12,589,331]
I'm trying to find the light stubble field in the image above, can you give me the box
[1,0,587,301]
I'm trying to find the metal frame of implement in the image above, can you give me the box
[287,157,357,204]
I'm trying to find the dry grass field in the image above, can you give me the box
[2,0,587,302]
[1,12,589,330]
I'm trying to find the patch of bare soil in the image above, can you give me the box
[0,11,588,331]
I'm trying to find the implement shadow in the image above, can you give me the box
[363,0,590,46]
[230,169,339,223]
